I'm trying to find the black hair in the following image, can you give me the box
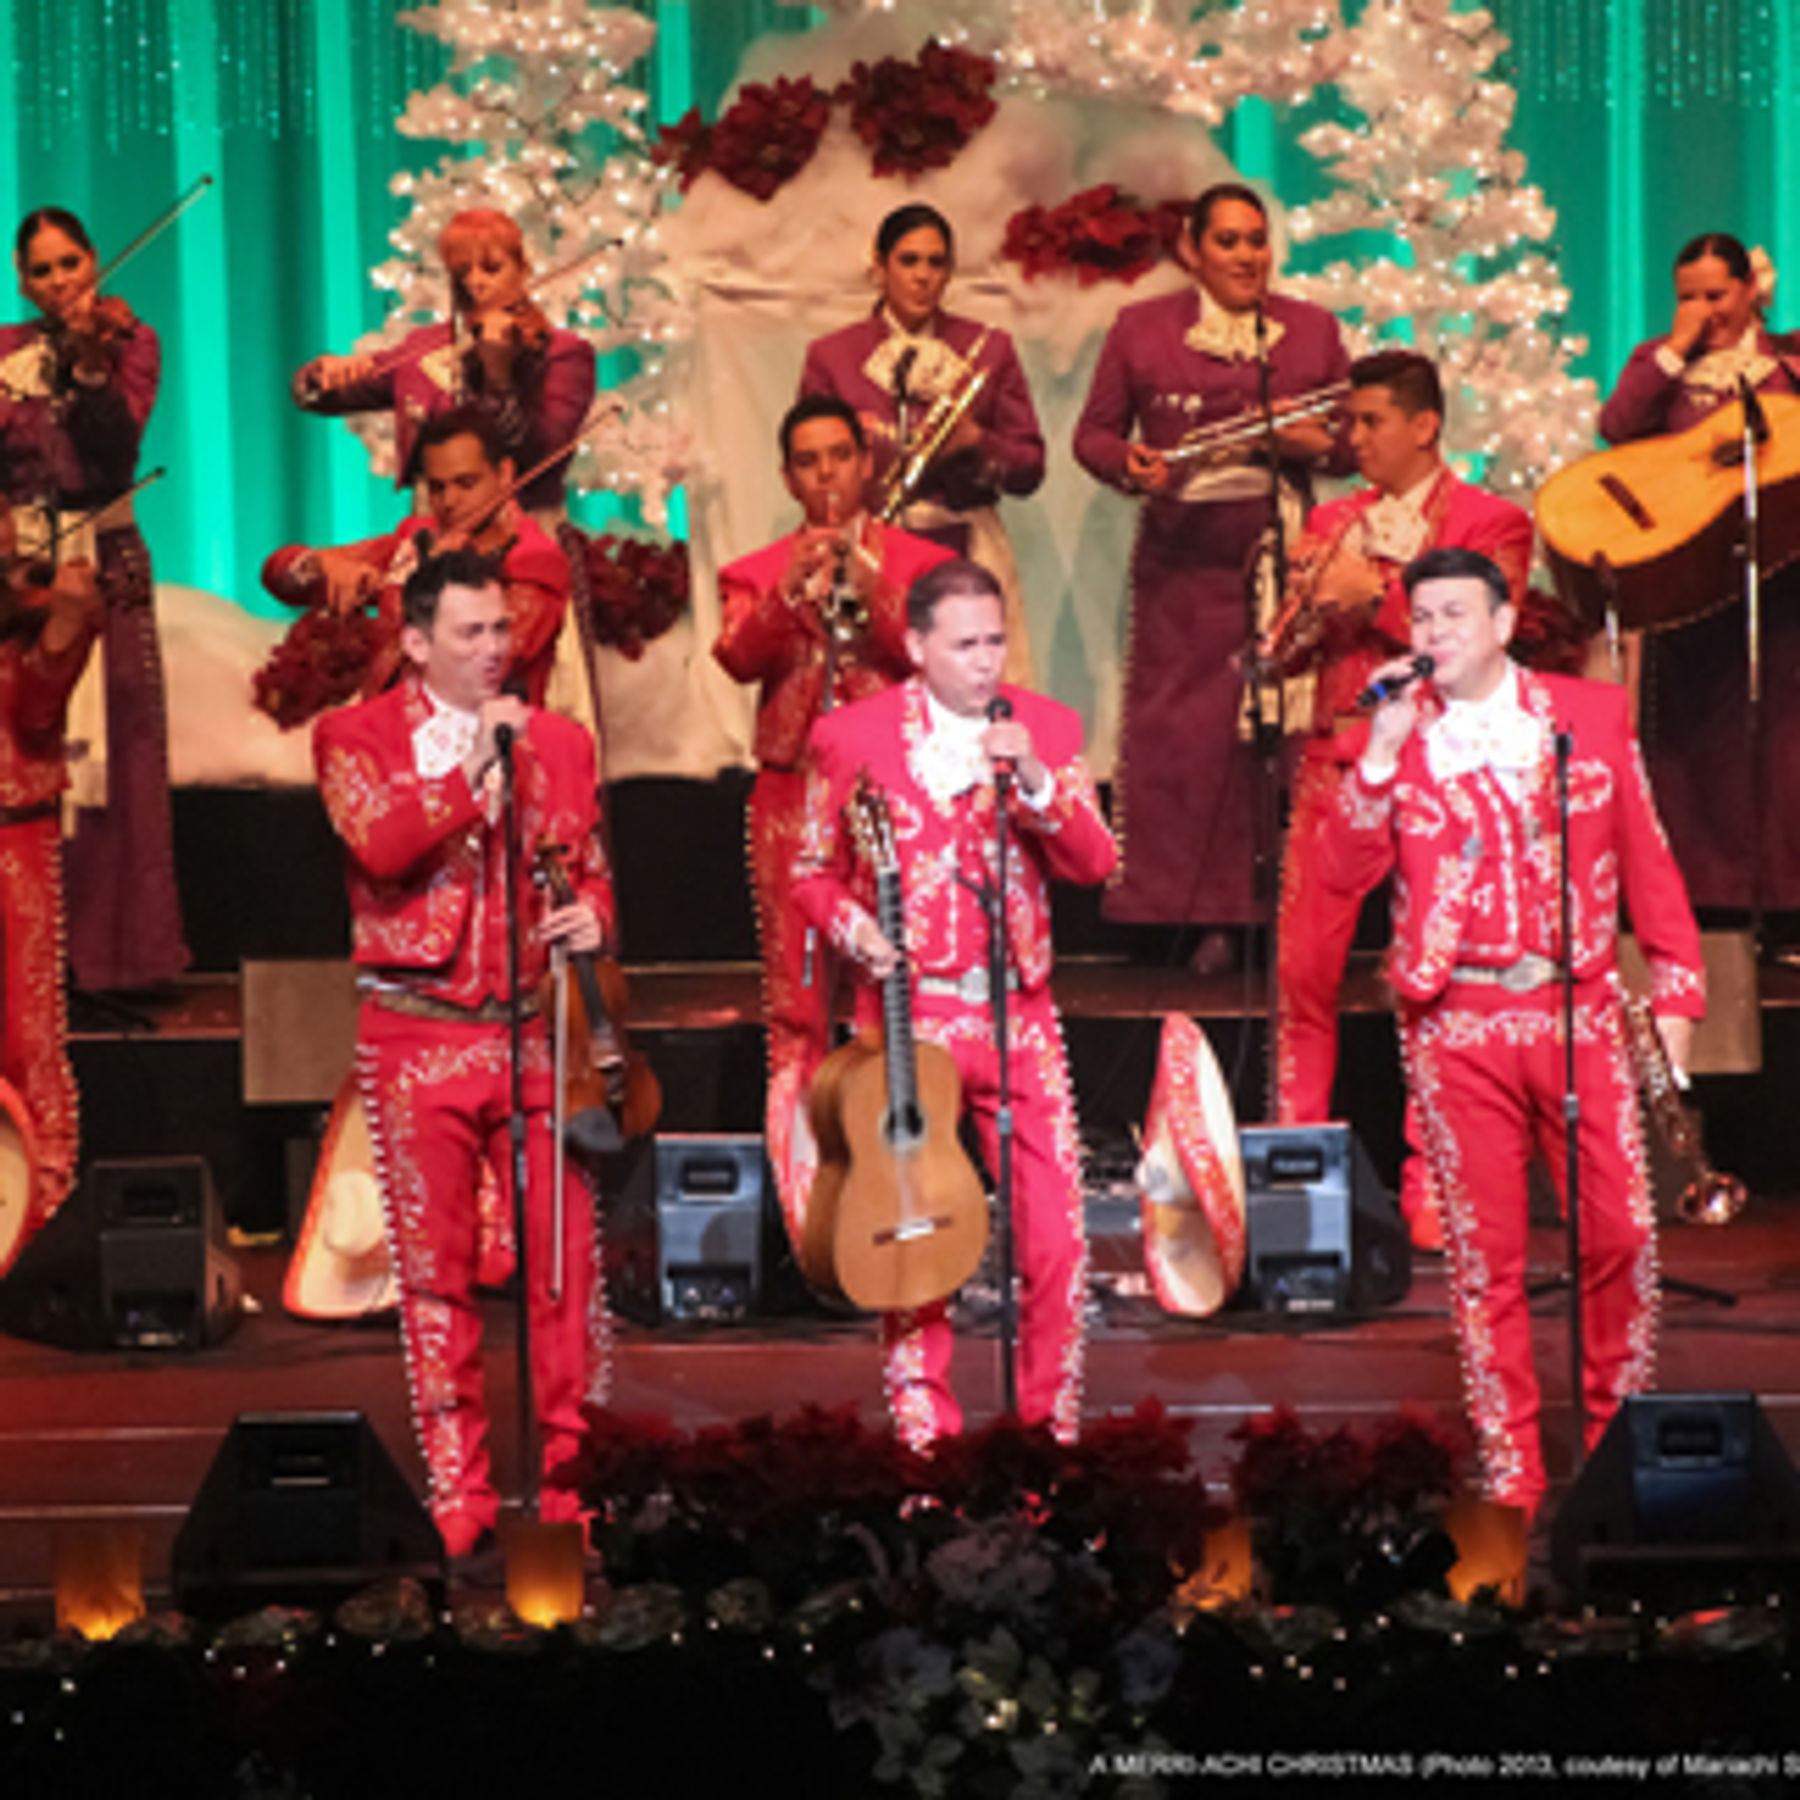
[1349,349,1445,422]
[780,393,865,465]
[15,207,93,267]
[1402,545,1509,611]
[1674,233,1752,282]
[874,204,954,262]
[401,544,506,633]
[406,403,510,484]
[1188,183,1266,242]
[905,557,1002,635]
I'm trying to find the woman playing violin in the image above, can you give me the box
[294,207,597,523]
[0,206,188,992]
[799,203,1045,686]
[1074,183,1351,954]
[1599,232,1800,914]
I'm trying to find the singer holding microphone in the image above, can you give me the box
[799,204,1044,686]
[1317,546,1704,1520]
[313,545,615,1563]
[1074,183,1349,959]
[1598,232,1800,920]
[713,396,951,1248]
[791,559,1116,1449]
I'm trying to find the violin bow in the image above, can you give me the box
[33,467,168,560]
[95,176,216,287]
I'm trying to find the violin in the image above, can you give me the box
[469,297,553,358]
[533,840,660,1152]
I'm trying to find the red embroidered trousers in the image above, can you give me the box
[1277,753,1434,1220]
[750,767,836,1246]
[1,814,78,1229]
[1402,980,1655,1515]
[881,995,1087,1450]
[355,1002,611,1552]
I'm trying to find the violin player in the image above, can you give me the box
[1,205,188,993]
[790,558,1116,1449]
[712,394,951,1252]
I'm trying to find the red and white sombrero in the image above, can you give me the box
[0,1078,41,1284]
[1136,1014,1247,1317]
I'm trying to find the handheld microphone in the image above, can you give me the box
[1357,653,1435,710]
[494,721,515,761]
[1741,374,1771,445]
[985,693,1015,784]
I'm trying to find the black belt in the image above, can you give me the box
[0,799,59,828]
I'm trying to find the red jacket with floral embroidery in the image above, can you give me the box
[790,678,1116,1003]
[1317,668,1704,1016]
[713,521,951,771]
[314,674,614,1007]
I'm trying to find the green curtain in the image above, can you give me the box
[0,0,1787,612]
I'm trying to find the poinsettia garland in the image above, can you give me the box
[252,609,390,731]
[581,532,690,661]
[655,39,998,198]
[1002,184,1189,286]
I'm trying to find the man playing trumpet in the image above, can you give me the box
[713,395,951,1249]
[1265,351,1532,1245]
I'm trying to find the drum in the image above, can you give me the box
[1135,1014,1247,1317]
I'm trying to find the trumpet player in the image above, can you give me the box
[1073,184,1350,960]
[1266,351,1533,1246]
[713,395,952,1248]
[799,203,1043,687]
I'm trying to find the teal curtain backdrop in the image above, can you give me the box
[0,0,1791,613]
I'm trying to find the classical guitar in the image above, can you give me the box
[533,840,661,1153]
[1536,391,1800,631]
[801,776,989,1313]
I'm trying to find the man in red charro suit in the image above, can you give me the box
[1319,546,1703,1519]
[714,395,952,1247]
[0,523,101,1251]
[792,559,1116,1448]
[313,546,613,1559]
[1267,351,1533,1243]
[261,406,568,723]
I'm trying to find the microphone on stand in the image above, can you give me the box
[1356,653,1436,710]
[494,720,515,760]
[1740,374,1771,445]
[985,693,1015,788]
[893,345,919,446]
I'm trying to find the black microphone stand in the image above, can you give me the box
[958,722,1019,1418]
[1737,376,1769,958]
[1247,303,1290,1110]
[497,723,539,1522]
[1553,727,1588,1475]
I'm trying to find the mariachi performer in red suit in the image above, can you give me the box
[799,203,1044,686]
[0,514,101,1260]
[1074,183,1350,949]
[313,546,613,1558]
[792,559,1117,1449]
[1598,231,1800,914]
[257,407,568,726]
[1320,547,1704,1518]
[1265,351,1533,1244]
[714,395,952,1243]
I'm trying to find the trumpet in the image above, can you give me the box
[877,329,992,522]
[1617,985,1747,1226]
[1158,379,1351,472]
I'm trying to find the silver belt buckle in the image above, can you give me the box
[957,966,990,1005]
[1499,953,1552,993]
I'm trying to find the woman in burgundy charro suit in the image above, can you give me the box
[799,203,1044,687]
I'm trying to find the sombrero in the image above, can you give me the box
[1135,1013,1247,1317]
[283,1079,398,1320]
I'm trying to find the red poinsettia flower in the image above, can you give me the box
[706,76,833,202]
[651,106,715,193]
[1002,185,1187,287]
[584,533,690,660]
[837,39,999,179]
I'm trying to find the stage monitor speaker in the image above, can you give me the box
[0,1156,241,1350]
[1237,1125,1410,1315]
[605,1134,767,1325]
[1550,1393,1800,1604]
[172,1411,443,1618]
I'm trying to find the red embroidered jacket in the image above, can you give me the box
[314,675,614,1007]
[713,522,951,772]
[0,618,100,809]
[791,679,1117,1004]
[1317,668,1705,1016]
[264,505,568,707]
[1290,472,1534,758]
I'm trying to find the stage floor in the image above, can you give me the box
[5,1205,1800,1625]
